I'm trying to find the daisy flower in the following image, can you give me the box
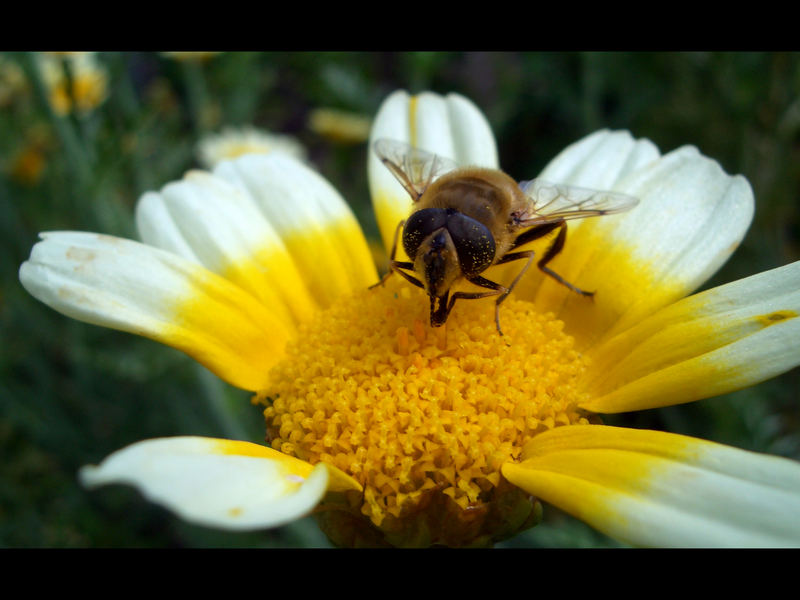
[36,52,108,116]
[19,90,800,547]
[0,54,27,107]
[308,107,372,144]
[9,142,47,185]
[196,126,307,170]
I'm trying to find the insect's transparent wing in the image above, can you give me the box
[374,139,460,201]
[516,179,640,226]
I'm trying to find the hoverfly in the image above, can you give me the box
[370,139,639,335]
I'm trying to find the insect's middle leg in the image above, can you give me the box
[479,250,536,335]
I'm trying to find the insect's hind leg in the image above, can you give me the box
[537,222,593,297]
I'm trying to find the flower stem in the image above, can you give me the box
[19,52,93,191]
[194,364,254,442]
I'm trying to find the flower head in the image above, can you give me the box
[9,143,47,185]
[19,90,800,547]
[0,54,27,108]
[36,52,108,116]
[196,126,307,170]
[307,107,372,144]
[7,123,52,186]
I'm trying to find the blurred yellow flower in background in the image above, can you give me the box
[6,123,52,186]
[308,107,372,144]
[0,54,27,107]
[36,52,108,116]
[10,144,46,185]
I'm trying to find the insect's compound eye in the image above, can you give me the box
[403,208,448,259]
[446,212,495,277]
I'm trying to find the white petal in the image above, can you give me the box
[136,191,201,262]
[19,231,292,391]
[410,91,498,167]
[214,154,376,307]
[603,145,754,336]
[20,231,205,333]
[537,129,661,190]
[136,169,317,326]
[519,137,754,347]
[80,437,329,530]
[503,425,800,547]
[582,260,800,412]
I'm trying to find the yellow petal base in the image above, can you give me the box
[255,277,592,547]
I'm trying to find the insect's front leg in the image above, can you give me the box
[431,286,503,329]
[370,220,418,290]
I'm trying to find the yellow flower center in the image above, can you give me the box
[256,277,592,547]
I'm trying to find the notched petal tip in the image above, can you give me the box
[370,89,498,167]
[537,129,661,190]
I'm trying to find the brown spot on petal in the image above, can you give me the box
[66,246,96,263]
[756,310,797,327]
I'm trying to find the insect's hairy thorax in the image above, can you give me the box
[420,169,520,227]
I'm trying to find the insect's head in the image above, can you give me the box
[403,206,496,305]
[408,220,461,301]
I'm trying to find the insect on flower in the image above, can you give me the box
[370,139,640,335]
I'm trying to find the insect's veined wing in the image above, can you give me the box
[374,139,459,202]
[515,179,640,227]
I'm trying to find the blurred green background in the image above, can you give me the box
[1,51,798,548]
